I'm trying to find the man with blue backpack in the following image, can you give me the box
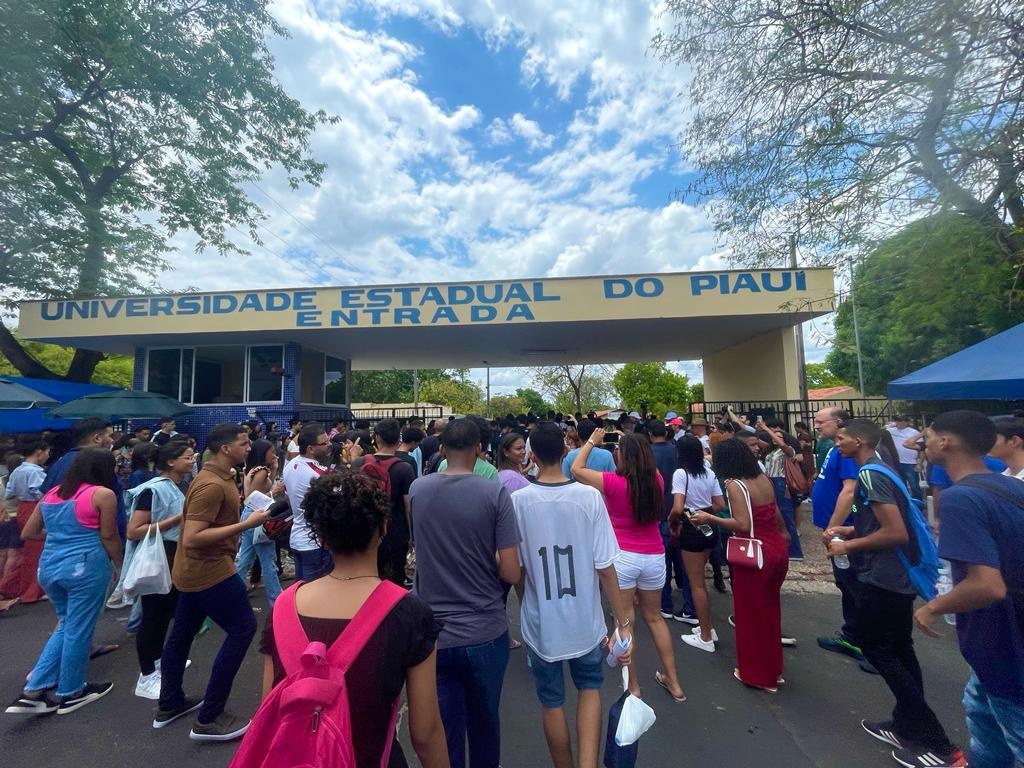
[828,420,964,768]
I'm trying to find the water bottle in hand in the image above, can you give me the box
[830,535,850,570]
[687,508,715,538]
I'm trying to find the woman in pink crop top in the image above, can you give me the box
[572,429,687,702]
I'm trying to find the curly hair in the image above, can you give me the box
[301,468,391,554]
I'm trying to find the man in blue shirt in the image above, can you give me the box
[562,419,615,479]
[811,407,875,672]
[914,411,1024,768]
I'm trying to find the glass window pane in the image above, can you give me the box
[193,346,245,404]
[325,356,346,404]
[248,345,284,402]
[147,349,180,399]
[180,349,194,404]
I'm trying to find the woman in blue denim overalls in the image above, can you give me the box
[5,448,123,716]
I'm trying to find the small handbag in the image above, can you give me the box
[725,479,764,570]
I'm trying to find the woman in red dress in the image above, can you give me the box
[690,438,790,692]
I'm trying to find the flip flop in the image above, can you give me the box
[89,643,120,660]
[733,668,777,694]
[0,597,20,612]
[508,638,523,650]
[654,671,686,703]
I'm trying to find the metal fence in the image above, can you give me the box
[692,399,896,429]
[256,405,444,426]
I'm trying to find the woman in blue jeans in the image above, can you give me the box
[5,448,123,716]
[236,439,284,608]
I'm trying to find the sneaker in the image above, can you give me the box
[817,633,864,659]
[660,609,674,619]
[673,611,700,625]
[189,712,251,742]
[153,659,192,671]
[861,720,907,748]
[135,671,161,700]
[681,632,716,652]
[860,658,880,674]
[105,589,130,610]
[6,690,59,715]
[891,746,967,768]
[781,633,797,647]
[153,696,204,728]
[56,682,114,715]
[691,626,719,642]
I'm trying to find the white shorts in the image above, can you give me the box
[614,550,666,591]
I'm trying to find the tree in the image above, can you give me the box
[826,213,1024,394]
[689,382,704,403]
[486,394,527,417]
[611,362,690,416]
[804,362,847,390]
[0,1,330,381]
[532,365,614,414]
[653,1,1024,268]
[419,378,483,414]
[0,332,133,387]
[351,369,454,403]
[514,387,551,415]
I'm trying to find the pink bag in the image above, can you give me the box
[725,480,764,570]
[229,580,407,768]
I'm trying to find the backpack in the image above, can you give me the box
[858,463,940,601]
[360,455,402,499]
[229,580,407,768]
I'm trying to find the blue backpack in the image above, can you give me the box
[858,463,940,600]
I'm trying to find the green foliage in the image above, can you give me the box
[689,383,704,403]
[0,0,329,380]
[514,387,551,415]
[826,213,1024,395]
[487,394,526,417]
[611,363,690,417]
[653,0,1024,264]
[533,365,614,414]
[418,378,483,414]
[350,369,453,404]
[0,334,133,387]
[804,363,847,390]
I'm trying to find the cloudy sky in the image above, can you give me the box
[161,0,831,394]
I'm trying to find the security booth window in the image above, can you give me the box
[193,346,245,404]
[325,355,346,404]
[146,348,194,402]
[248,345,285,402]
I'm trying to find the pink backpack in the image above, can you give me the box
[229,580,408,768]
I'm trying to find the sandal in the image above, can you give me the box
[89,643,120,660]
[654,671,686,703]
[733,668,777,694]
[509,638,523,650]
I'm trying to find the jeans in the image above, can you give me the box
[126,599,143,634]
[854,581,952,753]
[659,521,694,615]
[436,631,510,768]
[377,519,410,586]
[900,464,923,501]
[159,574,257,723]
[236,529,282,606]
[27,550,111,698]
[771,477,804,559]
[963,673,1024,768]
[833,558,861,646]
[290,547,333,581]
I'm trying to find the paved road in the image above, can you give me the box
[1,587,970,768]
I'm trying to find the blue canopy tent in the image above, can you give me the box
[887,323,1024,400]
[0,377,119,434]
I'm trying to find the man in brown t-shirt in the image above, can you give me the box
[155,423,269,743]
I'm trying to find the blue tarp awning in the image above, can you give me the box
[0,377,120,434]
[887,323,1024,400]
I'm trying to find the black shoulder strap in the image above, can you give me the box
[957,475,1024,511]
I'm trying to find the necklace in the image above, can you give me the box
[326,573,379,582]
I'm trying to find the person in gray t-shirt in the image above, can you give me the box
[409,417,521,768]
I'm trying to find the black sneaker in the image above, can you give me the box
[861,719,906,748]
[891,746,967,768]
[153,696,204,728]
[189,712,251,742]
[673,611,700,625]
[6,690,59,715]
[56,682,113,715]
[816,633,864,659]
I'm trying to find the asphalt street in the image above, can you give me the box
[1,586,971,768]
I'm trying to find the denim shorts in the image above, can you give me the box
[527,643,604,708]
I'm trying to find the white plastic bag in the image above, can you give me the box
[123,524,172,599]
[244,491,273,546]
[615,667,656,746]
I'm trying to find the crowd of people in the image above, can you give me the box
[0,404,1021,768]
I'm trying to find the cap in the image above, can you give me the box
[667,417,683,426]
[664,411,678,419]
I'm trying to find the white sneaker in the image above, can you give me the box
[681,632,716,652]
[153,659,192,671]
[691,626,719,642]
[134,671,161,700]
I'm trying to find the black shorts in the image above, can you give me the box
[678,521,715,553]
[0,519,23,550]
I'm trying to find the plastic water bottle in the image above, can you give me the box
[606,627,631,667]
[937,561,956,626]
[830,535,850,569]
[687,509,715,538]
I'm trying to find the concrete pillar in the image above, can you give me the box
[702,327,801,401]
